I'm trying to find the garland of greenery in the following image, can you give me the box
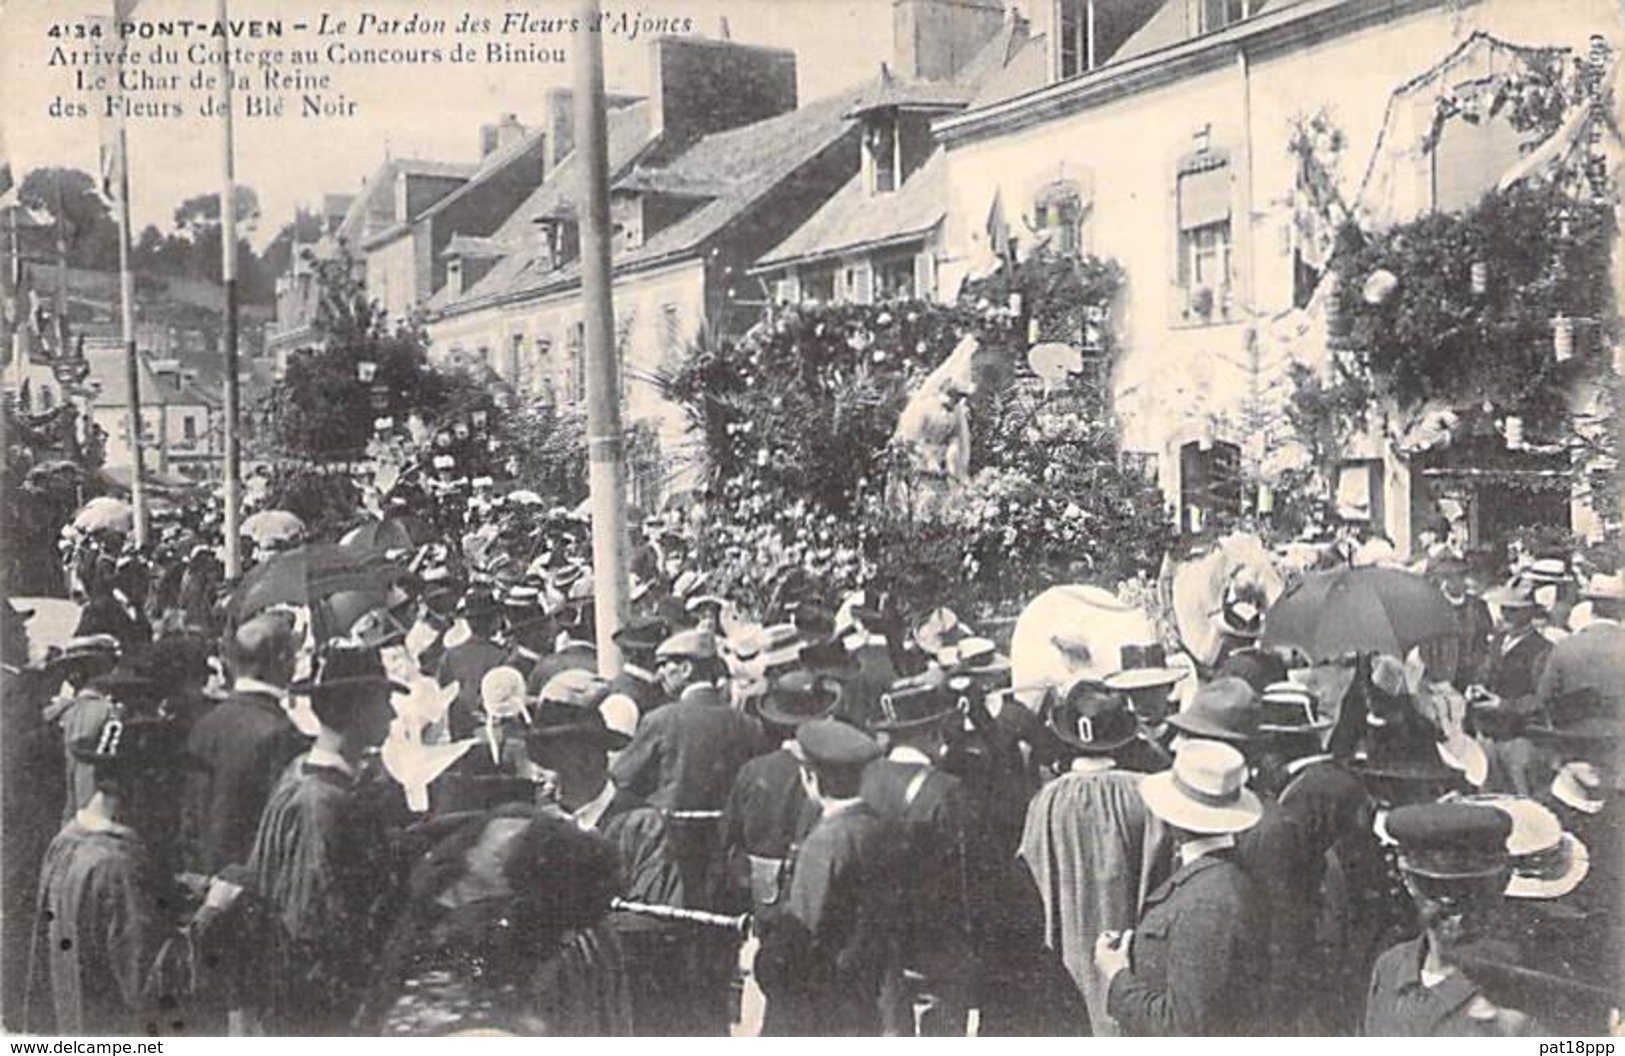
[660,250,1170,617]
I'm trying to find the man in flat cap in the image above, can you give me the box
[610,628,762,1034]
[755,719,895,1036]
[611,628,764,898]
[1364,801,1535,1036]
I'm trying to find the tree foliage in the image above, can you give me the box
[260,248,453,461]
[18,167,277,303]
[1333,182,1617,433]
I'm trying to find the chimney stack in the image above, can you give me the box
[647,37,797,148]
[892,0,1005,82]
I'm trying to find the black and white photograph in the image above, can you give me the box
[0,0,1621,1039]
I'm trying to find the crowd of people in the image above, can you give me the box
[1,482,1621,1038]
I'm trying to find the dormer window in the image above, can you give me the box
[540,219,580,270]
[866,113,898,195]
[1195,0,1253,35]
[1059,0,1097,78]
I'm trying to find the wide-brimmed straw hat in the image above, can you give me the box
[1101,643,1188,692]
[1140,740,1263,835]
[1468,795,1590,900]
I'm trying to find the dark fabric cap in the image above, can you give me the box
[797,718,882,769]
[612,618,668,655]
[1388,802,1512,878]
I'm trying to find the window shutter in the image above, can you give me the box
[913,251,936,302]
[854,262,874,304]
[1178,162,1230,230]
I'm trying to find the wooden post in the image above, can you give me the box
[573,0,630,675]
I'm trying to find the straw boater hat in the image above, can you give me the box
[756,623,804,677]
[1101,643,1188,693]
[1482,578,1541,610]
[870,670,962,732]
[1466,795,1589,900]
[936,637,1011,678]
[1523,556,1572,586]
[1140,740,1263,835]
[1580,572,1624,601]
[913,607,969,656]
[1258,680,1333,734]
[657,628,719,663]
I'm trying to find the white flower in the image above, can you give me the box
[1064,502,1083,520]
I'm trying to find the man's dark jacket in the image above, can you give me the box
[1106,849,1266,1036]
[184,686,310,873]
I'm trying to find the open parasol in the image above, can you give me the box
[72,497,134,534]
[1262,565,1457,661]
[240,509,307,548]
[231,543,406,641]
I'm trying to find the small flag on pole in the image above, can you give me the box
[986,188,1011,263]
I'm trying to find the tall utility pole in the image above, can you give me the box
[573,0,631,675]
[218,0,243,578]
[114,124,149,549]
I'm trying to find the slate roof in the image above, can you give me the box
[967,31,1049,108]
[846,66,976,117]
[85,347,169,408]
[443,234,507,259]
[436,87,865,314]
[417,126,550,224]
[755,17,1030,270]
[754,149,948,269]
[336,156,477,245]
